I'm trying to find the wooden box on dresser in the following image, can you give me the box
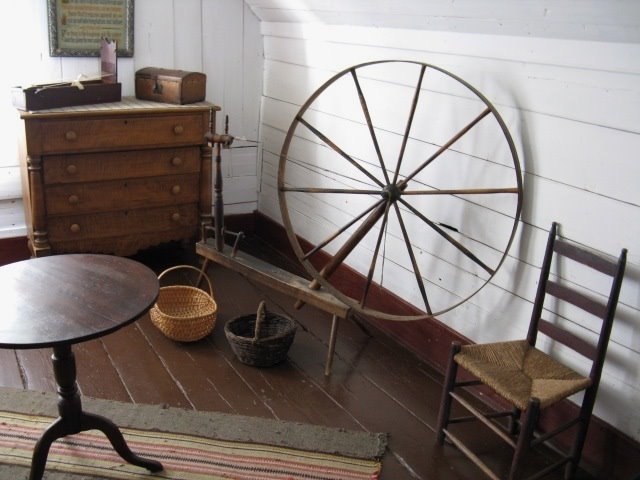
[17,98,220,257]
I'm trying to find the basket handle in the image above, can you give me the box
[253,300,267,342]
[157,265,214,298]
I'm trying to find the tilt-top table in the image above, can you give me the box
[0,254,163,479]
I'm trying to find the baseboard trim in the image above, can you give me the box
[0,214,258,267]
[251,211,639,480]
[0,236,30,266]
[222,212,256,237]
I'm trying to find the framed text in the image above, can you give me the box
[47,0,134,57]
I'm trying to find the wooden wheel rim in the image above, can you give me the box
[278,60,523,321]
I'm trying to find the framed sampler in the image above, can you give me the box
[47,0,134,57]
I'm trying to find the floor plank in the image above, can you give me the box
[15,349,57,393]
[0,350,23,388]
[75,338,131,402]
[100,323,190,408]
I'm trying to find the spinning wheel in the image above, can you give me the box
[278,60,523,321]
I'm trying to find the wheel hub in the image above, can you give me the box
[382,183,403,202]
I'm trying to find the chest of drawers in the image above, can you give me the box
[18,98,219,257]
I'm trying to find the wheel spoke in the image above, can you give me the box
[281,187,381,195]
[302,199,385,261]
[297,116,385,188]
[399,198,495,275]
[402,187,520,195]
[400,107,492,187]
[310,200,388,287]
[360,200,392,308]
[393,202,432,315]
[393,64,427,185]
[351,68,391,185]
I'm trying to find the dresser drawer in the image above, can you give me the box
[48,204,198,242]
[32,111,208,155]
[45,174,200,215]
[43,147,200,184]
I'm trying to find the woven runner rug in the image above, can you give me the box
[0,388,387,480]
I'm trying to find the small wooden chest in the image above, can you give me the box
[135,67,206,104]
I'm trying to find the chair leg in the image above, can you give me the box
[436,342,462,445]
[508,407,521,436]
[509,398,540,480]
[564,391,596,480]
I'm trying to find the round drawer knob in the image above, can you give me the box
[70,223,80,233]
[65,131,77,141]
[171,156,183,166]
[173,125,184,135]
[171,185,181,195]
[171,212,180,222]
[68,194,79,205]
[66,164,77,175]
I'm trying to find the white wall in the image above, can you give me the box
[246,1,640,442]
[0,0,263,239]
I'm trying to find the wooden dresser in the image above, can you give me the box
[18,98,220,257]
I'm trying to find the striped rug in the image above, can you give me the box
[0,388,386,480]
[0,411,381,479]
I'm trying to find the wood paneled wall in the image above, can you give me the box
[248,8,640,445]
[0,0,263,239]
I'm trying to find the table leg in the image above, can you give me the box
[81,411,164,472]
[29,344,163,480]
[30,417,67,480]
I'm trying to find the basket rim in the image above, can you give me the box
[152,287,217,320]
[152,310,217,322]
[224,314,296,343]
[152,308,217,320]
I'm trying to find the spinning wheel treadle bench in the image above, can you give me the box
[196,240,351,375]
[197,60,523,373]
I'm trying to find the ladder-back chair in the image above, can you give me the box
[436,222,627,479]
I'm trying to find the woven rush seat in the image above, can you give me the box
[455,340,591,410]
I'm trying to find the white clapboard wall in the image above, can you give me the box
[0,0,262,240]
[245,3,640,442]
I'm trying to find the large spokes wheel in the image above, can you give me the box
[278,60,523,321]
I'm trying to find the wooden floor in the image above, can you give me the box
[0,238,595,480]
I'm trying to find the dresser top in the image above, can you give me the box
[20,96,220,118]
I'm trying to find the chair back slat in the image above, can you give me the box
[538,318,598,360]
[528,223,627,387]
[545,280,607,319]
[553,239,618,276]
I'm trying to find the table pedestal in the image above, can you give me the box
[29,344,164,480]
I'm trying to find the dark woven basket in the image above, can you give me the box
[225,302,297,367]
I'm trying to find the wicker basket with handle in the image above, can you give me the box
[225,301,296,367]
[150,265,217,342]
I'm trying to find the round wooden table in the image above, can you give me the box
[0,254,163,480]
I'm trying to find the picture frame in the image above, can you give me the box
[47,0,134,57]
